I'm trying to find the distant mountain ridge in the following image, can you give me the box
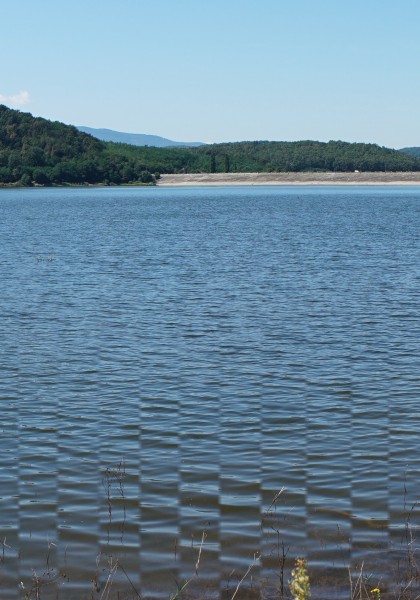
[77,126,205,148]
[400,147,420,158]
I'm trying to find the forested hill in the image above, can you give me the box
[1,105,420,186]
[0,105,157,185]
[104,138,420,175]
[187,140,420,173]
[400,147,420,158]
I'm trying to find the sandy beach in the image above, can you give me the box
[157,172,420,186]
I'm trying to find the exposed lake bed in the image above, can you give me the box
[0,186,419,599]
[157,172,420,186]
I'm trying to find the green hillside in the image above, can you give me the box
[1,105,420,186]
[0,105,157,185]
[190,140,420,173]
[105,138,420,175]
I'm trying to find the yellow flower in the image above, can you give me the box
[289,558,310,600]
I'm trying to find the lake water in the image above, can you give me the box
[0,185,419,599]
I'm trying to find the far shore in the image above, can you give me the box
[157,172,420,186]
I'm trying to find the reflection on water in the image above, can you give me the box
[0,186,419,599]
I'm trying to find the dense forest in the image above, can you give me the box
[0,105,157,185]
[1,105,420,186]
[187,140,420,173]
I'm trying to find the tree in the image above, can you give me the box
[33,168,51,185]
[210,154,216,173]
[19,173,32,186]
[139,170,155,184]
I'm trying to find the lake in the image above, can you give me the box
[0,185,419,599]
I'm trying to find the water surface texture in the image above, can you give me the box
[0,186,419,599]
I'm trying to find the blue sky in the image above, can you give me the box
[1,0,420,147]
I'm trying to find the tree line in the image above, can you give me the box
[1,105,420,186]
[107,139,420,174]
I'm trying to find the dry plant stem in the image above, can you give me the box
[230,554,260,600]
[278,540,289,600]
[351,562,368,600]
[195,530,207,575]
[119,564,142,599]
[1,537,11,563]
[266,488,286,514]
[396,474,420,599]
[103,458,126,524]
[170,530,207,600]
[348,566,355,600]
[262,487,289,599]
[45,540,55,574]
[99,558,119,600]
[404,501,420,581]
[30,570,41,600]
[350,562,383,600]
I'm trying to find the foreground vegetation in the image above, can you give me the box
[4,484,419,600]
[8,525,420,600]
[2,105,420,187]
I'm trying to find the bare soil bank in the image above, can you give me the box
[157,172,420,186]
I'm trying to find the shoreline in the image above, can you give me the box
[2,172,420,189]
[157,172,420,186]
